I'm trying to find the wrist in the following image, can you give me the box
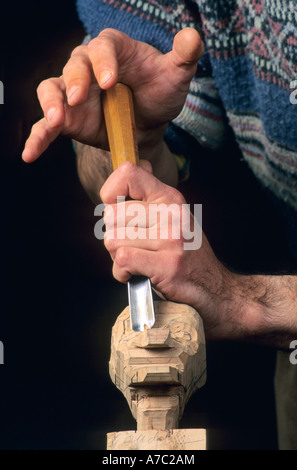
[231,274,297,347]
[190,263,267,341]
[219,272,267,340]
[203,271,297,347]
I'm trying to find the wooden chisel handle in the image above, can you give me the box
[102,83,155,332]
[102,83,139,170]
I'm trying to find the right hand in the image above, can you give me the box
[22,27,203,163]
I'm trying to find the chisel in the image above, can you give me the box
[102,83,155,332]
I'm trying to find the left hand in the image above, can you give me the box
[22,27,203,164]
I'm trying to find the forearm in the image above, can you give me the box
[75,138,178,204]
[203,270,297,349]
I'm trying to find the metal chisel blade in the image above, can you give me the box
[128,276,155,332]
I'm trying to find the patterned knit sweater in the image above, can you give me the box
[76,0,297,213]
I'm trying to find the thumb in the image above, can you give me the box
[172,27,204,66]
[166,28,204,88]
[100,161,170,205]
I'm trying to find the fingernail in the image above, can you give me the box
[47,107,56,121]
[67,87,79,102]
[99,70,113,87]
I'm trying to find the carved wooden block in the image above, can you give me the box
[107,428,206,450]
[109,300,206,437]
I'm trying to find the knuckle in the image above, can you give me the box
[170,203,184,224]
[29,131,42,148]
[167,187,185,205]
[118,160,137,177]
[87,37,98,52]
[115,247,129,267]
[98,28,117,41]
[112,264,127,284]
[168,236,184,251]
[62,60,82,78]
[103,234,116,252]
[71,45,86,57]
[62,62,70,76]
[37,79,50,95]
[88,28,118,51]
[31,121,42,134]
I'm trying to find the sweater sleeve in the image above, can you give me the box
[76,0,229,152]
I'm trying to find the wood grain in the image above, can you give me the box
[102,83,139,170]
[109,301,206,431]
[107,428,206,450]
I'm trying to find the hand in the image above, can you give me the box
[100,161,230,337]
[22,28,203,163]
[101,161,297,346]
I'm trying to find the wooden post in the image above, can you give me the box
[107,301,207,450]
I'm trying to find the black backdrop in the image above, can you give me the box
[1,0,293,449]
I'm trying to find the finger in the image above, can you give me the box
[105,230,184,266]
[104,200,151,230]
[88,29,119,89]
[104,199,184,236]
[37,77,66,127]
[62,45,93,106]
[104,227,162,257]
[100,161,185,205]
[87,28,138,89]
[22,118,61,163]
[112,246,169,283]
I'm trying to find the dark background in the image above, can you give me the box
[0,0,294,450]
